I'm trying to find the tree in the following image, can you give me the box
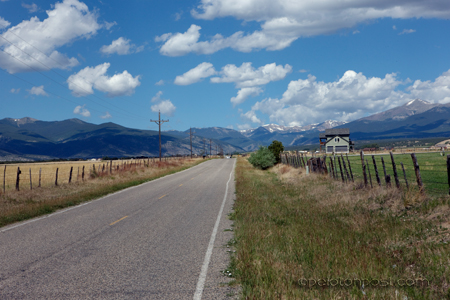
[248,146,276,170]
[268,140,284,164]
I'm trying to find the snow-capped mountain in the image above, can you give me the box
[240,120,346,136]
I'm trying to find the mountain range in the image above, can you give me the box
[1,99,450,161]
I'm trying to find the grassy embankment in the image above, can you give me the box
[229,157,450,299]
[0,158,205,228]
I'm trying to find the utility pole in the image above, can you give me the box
[150,111,169,161]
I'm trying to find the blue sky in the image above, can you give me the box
[1,0,450,132]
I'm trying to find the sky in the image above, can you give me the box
[1,0,450,132]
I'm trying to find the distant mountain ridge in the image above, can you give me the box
[2,98,450,161]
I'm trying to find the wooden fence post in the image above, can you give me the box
[69,166,73,184]
[386,174,391,188]
[372,155,381,186]
[411,153,424,192]
[346,154,354,182]
[29,168,32,190]
[16,167,21,191]
[3,165,6,194]
[39,168,41,187]
[338,157,345,182]
[55,168,59,186]
[447,155,450,195]
[366,159,373,188]
[360,151,368,187]
[381,157,388,186]
[341,154,350,181]
[82,166,85,181]
[390,152,400,189]
[330,158,336,179]
[401,162,409,189]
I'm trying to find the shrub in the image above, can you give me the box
[248,146,276,170]
[268,140,284,164]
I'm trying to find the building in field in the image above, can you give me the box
[319,128,353,154]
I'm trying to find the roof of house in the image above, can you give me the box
[324,128,350,136]
[319,133,326,139]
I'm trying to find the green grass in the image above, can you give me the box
[231,157,450,299]
[338,152,449,196]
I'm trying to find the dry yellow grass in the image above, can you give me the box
[0,157,204,227]
[0,158,165,192]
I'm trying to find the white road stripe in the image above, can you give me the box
[193,159,236,300]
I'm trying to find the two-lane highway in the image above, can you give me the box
[0,158,236,299]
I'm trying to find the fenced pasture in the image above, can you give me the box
[281,151,450,197]
[0,156,203,227]
[0,157,186,194]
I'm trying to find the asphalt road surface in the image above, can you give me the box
[0,158,237,299]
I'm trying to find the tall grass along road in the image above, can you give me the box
[0,158,236,299]
[231,157,450,299]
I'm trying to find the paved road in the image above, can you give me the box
[0,158,237,299]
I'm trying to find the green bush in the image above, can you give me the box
[248,146,276,170]
[268,140,284,164]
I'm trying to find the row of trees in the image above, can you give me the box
[248,140,284,170]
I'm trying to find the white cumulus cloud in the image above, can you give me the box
[0,17,10,29]
[0,0,102,73]
[22,3,39,13]
[28,85,47,96]
[231,87,263,107]
[73,105,90,117]
[399,29,416,35]
[150,91,176,117]
[156,0,450,55]
[100,37,144,55]
[174,62,216,85]
[100,111,112,119]
[407,69,450,104]
[67,63,141,97]
[211,62,292,88]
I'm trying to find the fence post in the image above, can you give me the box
[338,157,345,182]
[366,159,373,188]
[447,155,450,195]
[29,168,32,190]
[69,166,73,184]
[3,165,5,194]
[39,168,41,187]
[381,157,388,186]
[372,155,381,186]
[341,154,350,181]
[390,152,400,189]
[411,153,423,193]
[82,166,85,181]
[55,168,59,186]
[386,174,391,188]
[330,158,336,179]
[401,162,409,189]
[360,151,368,187]
[16,167,21,191]
[346,154,354,182]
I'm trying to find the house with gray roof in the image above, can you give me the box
[319,128,353,153]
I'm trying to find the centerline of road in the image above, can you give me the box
[109,216,128,226]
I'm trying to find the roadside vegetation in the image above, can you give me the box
[229,157,450,299]
[0,158,205,228]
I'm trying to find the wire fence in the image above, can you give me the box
[280,151,450,196]
[0,156,191,194]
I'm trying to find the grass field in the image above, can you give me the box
[0,157,204,228]
[339,152,449,196]
[229,157,450,299]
